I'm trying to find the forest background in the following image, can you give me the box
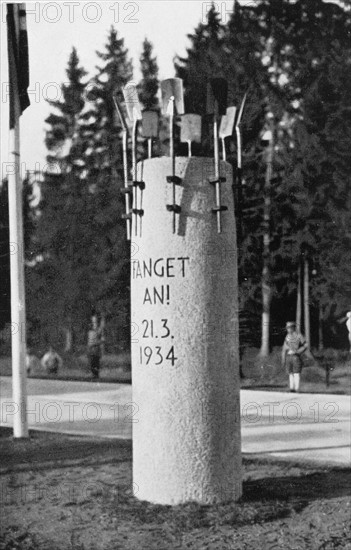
[0,0,350,359]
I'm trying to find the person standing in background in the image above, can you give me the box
[346,312,351,353]
[337,311,351,353]
[87,315,103,379]
[281,321,307,392]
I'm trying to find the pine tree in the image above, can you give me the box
[29,48,90,350]
[237,0,351,348]
[138,38,160,157]
[175,3,268,350]
[301,49,351,332]
[225,2,275,352]
[138,38,159,111]
[272,0,351,342]
[82,27,133,350]
[175,6,228,156]
[175,0,351,352]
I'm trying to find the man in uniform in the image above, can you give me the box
[281,321,307,392]
[346,312,351,353]
[87,315,104,379]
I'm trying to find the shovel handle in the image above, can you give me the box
[213,114,221,232]
[221,138,226,162]
[122,128,131,240]
[236,127,242,169]
[132,119,139,236]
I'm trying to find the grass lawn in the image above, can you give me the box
[241,347,351,395]
[0,427,350,550]
[0,353,132,383]
[1,347,350,394]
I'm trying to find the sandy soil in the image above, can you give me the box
[1,428,350,550]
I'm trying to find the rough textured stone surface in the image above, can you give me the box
[131,157,241,504]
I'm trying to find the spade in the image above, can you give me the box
[207,78,228,233]
[113,96,132,240]
[161,78,184,117]
[123,82,143,236]
[180,114,202,157]
[235,93,247,172]
[161,78,185,233]
[141,110,159,159]
[234,93,247,247]
[219,106,236,162]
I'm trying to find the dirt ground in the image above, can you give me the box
[0,428,350,550]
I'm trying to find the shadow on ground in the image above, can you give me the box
[1,427,350,549]
[1,427,349,509]
[0,428,131,472]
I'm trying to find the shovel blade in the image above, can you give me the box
[123,82,142,122]
[142,111,159,138]
[206,78,228,116]
[219,106,237,139]
[180,114,202,143]
[161,78,184,115]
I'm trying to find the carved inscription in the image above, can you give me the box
[132,256,190,367]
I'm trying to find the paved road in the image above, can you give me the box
[1,377,350,466]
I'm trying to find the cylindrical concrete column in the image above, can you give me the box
[131,157,241,505]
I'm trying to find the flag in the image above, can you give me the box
[7,3,30,129]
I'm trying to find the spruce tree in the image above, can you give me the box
[30,47,89,350]
[175,6,228,156]
[138,38,159,111]
[234,0,351,348]
[270,0,351,341]
[138,38,160,157]
[175,3,268,350]
[175,0,351,352]
[82,27,133,350]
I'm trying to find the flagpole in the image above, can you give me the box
[8,62,28,439]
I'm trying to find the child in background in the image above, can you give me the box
[281,322,307,392]
[41,346,63,375]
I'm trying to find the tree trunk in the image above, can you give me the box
[303,257,311,348]
[259,121,274,357]
[296,260,302,333]
[100,314,106,357]
[260,274,271,357]
[64,319,73,353]
[318,304,324,351]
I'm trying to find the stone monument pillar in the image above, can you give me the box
[131,156,241,505]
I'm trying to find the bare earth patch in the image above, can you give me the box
[0,428,350,550]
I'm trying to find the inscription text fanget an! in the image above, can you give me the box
[133,257,190,367]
